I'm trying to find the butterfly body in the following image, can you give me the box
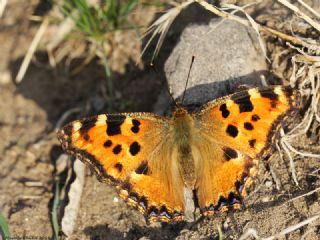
[172,106,197,188]
[58,86,300,223]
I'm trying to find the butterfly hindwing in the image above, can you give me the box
[194,86,299,215]
[58,113,185,222]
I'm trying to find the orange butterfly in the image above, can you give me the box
[58,86,299,222]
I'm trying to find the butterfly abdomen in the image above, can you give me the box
[173,107,197,188]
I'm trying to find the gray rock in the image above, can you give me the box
[164,18,269,107]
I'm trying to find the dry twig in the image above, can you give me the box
[287,187,320,203]
[16,17,49,83]
[277,0,320,32]
[297,0,320,19]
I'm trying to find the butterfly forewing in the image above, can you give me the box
[194,86,299,214]
[58,113,186,222]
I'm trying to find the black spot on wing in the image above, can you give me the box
[251,114,260,121]
[215,196,228,211]
[114,163,123,172]
[249,139,256,148]
[219,104,230,118]
[80,116,98,140]
[160,205,171,219]
[79,116,97,134]
[260,89,279,108]
[226,124,238,138]
[270,100,277,108]
[104,140,112,147]
[148,206,159,217]
[231,91,254,113]
[244,122,254,130]
[122,180,132,192]
[63,124,73,137]
[129,192,139,202]
[235,180,244,194]
[83,133,90,141]
[135,161,149,174]
[139,196,148,211]
[130,141,141,156]
[260,89,278,100]
[223,147,238,160]
[113,144,122,154]
[106,115,126,136]
[131,119,141,133]
[228,192,241,205]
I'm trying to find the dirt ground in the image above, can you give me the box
[0,1,319,240]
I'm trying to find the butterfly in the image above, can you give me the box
[57,86,300,223]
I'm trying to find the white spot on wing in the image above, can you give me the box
[96,114,107,126]
[73,122,82,139]
[248,88,260,99]
[274,86,287,103]
[73,121,82,131]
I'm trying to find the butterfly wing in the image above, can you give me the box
[58,113,185,222]
[194,86,300,215]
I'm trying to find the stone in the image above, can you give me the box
[164,18,269,106]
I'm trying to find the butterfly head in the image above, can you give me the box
[173,104,189,119]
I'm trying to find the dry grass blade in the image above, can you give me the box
[277,0,320,32]
[239,214,320,240]
[286,108,314,138]
[269,164,281,190]
[282,134,320,158]
[0,0,7,17]
[195,0,318,49]
[278,112,320,185]
[287,187,320,203]
[143,0,319,62]
[16,17,49,83]
[279,130,299,186]
[292,53,320,125]
[194,0,247,25]
[222,3,269,61]
[141,0,194,61]
[297,0,320,18]
[47,17,75,53]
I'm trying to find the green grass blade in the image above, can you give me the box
[0,209,11,239]
[119,0,138,17]
[51,180,60,240]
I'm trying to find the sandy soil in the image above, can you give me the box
[0,1,319,240]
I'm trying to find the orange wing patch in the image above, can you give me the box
[58,113,186,222]
[195,86,300,215]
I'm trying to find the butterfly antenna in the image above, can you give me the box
[181,56,195,105]
[150,62,177,107]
